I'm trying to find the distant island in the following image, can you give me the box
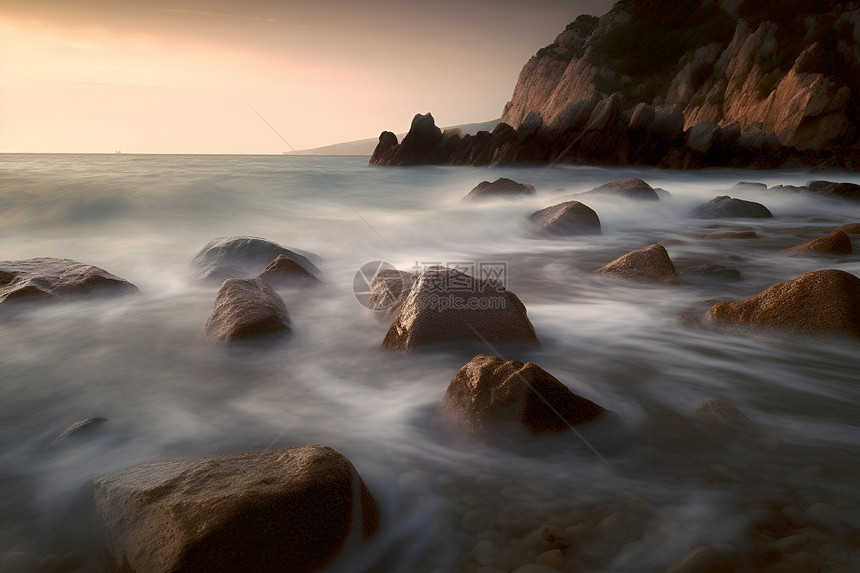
[286,119,498,156]
[370,0,860,170]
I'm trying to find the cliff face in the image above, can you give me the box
[372,0,860,169]
[503,0,859,151]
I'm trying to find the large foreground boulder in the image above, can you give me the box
[581,178,659,200]
[192,237,320,282]
[382,266,539,351]
[438,354,606,439]
[528,201,601,237]
[0,258,139,305]
[596,244,681,285]
[781,230,853,255]
[693,196,773,219]
[86,445,379,573]
[204,278,291,343]
[707,270,860,338]
[464,177,536,200]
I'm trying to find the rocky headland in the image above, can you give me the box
[371,0,860,170]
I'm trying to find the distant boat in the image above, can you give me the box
[115,150,122,154]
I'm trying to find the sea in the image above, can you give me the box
[1,153,859,572]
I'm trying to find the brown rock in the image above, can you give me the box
[0,258,139,305]
[686,121,720,154]
[582,178,659,201]
[368,269,416,316]
[87,445,379,573]
[807,180,860,201]
[54,416,108,444]
[438,354,606,438]
[370,131,398,164]
[204,278,291,343]
[692,398,750,426]
[597,244,681,285]
[192,236,320,282]
[668,545,733,573]
[465,177,536,200]
[256,254,321,286]
[693,196,773,219]
[528,201,601,237]
[701,231,758,240]
[836,223,860,234]
[707,269,860,338]
[382,266,538,351]
[781,230,853,255]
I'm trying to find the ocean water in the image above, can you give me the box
[1,153,860,571]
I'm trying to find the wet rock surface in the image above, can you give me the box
[0,258,139,305]
[528,201,601,238]
[464,178,536,201]
[192,236,320,282]
[204,278,291,343]
[597,244,681,285]
[693,196,773,219]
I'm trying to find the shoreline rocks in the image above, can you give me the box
[438,354,607,439]
[707,269,860,338]
[0,258,139,305]
[581,178,659,201]
[693,196,773,219]
[382,266,539,351]
[368,269,416,316]
[781,230,853,255]
[86,445,379,573]
[256,254,321,287]
[204,278,291,343]
[464,177,536,200]
[192,236,320,283]
[528,201,601,238]
[597,244,681,285]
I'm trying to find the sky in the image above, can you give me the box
[0,0,615,153]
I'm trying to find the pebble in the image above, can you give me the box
[821,542,849,564]
[462,507,496,534]
[538,525,570,550]
[477,529,508,547]
[668,545,732,573]
[490,542,524,571]
[781,550,824,572]
[476,568,506,573]
[768,532,808,554]
[472,540,501,567]
[750,509,790,536]
[510,565,559,573]
[535,548,564,570]
[0,552,36,573]
[597,512,627,540]
[782,505,812,529]
[564,523,595,542]
[807,502,841,530]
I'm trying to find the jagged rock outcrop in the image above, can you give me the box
[438,354,607,439]
[371,2,860,170]
[706,269,860,338]
[85,445,379,573]
[0,258,139,305]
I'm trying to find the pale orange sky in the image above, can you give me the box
[0,0,615,153]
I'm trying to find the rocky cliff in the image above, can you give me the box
[371,0,860,170]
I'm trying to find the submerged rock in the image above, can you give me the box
[597,244,681,285]
[192,236,320,282]
[256,254,321,287]
[700,230,758,240]
[204,278,291,343]
[707,269,860,338]
[368,269,416,316]
[681,264,742,282]
[438,354,606,439]
[582,178,659,200]
[781,230,853,255]
[0,258,139,305]
[382,266,538,351]
[53,416,108,444]
[692,398,750,427]
[693,196,773,219]
[86,445,379,573]
[528,201,601,237]
[807,181,860,201]
[464,177,536,200]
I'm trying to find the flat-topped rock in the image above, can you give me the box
[256,254,321,287]
[693,196,773,219]
[597,244,681,285]
[192,236,320,282]
[86,445,379,573]
[464,177,536,200]
[581,178,659,201]
[438,354,606,439]
[0,258,139,305]
[781,230,853,255]
[204,278,291,343]
[707,269,860,338]
[528,201,601,238]
[382,266,538,351]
